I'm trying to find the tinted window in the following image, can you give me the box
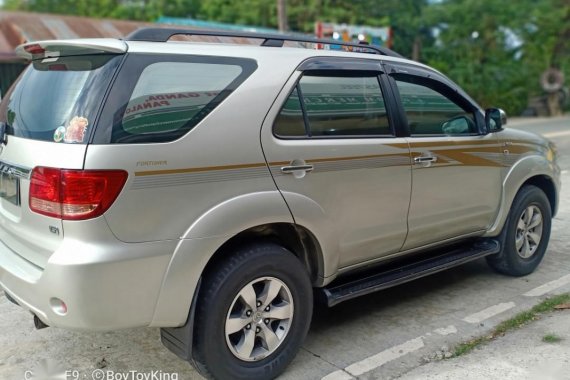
[120,62,242,138]
[395,78,476,136]
[0,54,121,143]
[93,54,257,144]
[300,75,390,136]
[273,87,306,137]
[273,74,391,138]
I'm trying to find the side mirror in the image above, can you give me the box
[485,108,507,132]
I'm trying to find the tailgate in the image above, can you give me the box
[0,138,86,268]
[0,40,125,268]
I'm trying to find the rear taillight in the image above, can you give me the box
[29,167,128,220]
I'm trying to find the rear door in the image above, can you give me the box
[261,58,412,269]
[0,43,124,267]
[386,64,503,250]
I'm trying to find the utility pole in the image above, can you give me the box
[277,0,288,32]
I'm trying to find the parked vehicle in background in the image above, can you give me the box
[0,29,560,380]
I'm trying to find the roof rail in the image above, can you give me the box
[126,27,404,58]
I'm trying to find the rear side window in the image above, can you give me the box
[274,73,391,138]
[122,62,242,136]
[94,54,257,144]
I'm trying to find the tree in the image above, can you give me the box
[3,0,567,114]
[4,0,120,18]
[422,0,569,115]
[421,0,531,114]
[520,0,569,114]
[277,0,288,31]
[3,0,202,21]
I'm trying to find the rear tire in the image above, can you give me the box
[193,243,313,380]
[487,185,552,276]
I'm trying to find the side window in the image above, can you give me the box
[394,77,477,136]
[273,73,392,138]
[94,56,258,144]
[273,87,306,137]
[119,62,242,138]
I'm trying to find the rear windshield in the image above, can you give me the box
[0,54,121,143]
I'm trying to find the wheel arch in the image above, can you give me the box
[156,221,324,364]
[522,175,557,216]
[486,155,560,237]
[150,190,327,328]
[203,222,325,287]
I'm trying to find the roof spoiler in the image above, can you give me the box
[15,39,128,60]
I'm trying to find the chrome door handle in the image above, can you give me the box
[413,156,438,164]
[281,164,314,174]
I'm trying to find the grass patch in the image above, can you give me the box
[453,293,570,357]
[453,337,486,357]
[542,333,562,343]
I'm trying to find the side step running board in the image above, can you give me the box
[322,239,500,307]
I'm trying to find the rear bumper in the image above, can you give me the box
[0,229,177,331]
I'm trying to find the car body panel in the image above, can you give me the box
[0,216,176,330]
[485,128,560,236]
[149,191,294,326]
[0,136,86,268]
[402,133,503,249]
[260,69,413,272]
[85,46,308,243]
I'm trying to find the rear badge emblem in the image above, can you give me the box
[53,126,66,143]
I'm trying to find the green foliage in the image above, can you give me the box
[2,0,201,21]
[4,0,120,18]
[519,0,570,96]
[542,333,563,343]
[423,0,569,115]
[422,0,529,114]
[198,0,277,29]
[195,0,398,34]
[453,336,486,357]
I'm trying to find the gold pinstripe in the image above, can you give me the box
[134,161,288,177]
[133,140,538,177]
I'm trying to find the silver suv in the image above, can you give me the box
[0,28,560,380]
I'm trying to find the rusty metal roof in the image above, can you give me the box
[0,11,151,62]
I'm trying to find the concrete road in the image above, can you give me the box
[1,116,569,380]
[398,303,570,380]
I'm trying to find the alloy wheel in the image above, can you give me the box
[225,276,294,362]
[515,205,543,259]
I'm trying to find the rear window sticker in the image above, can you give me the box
[64,116,89,143]
[53,126,66,142]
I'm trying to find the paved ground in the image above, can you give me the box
[1,116,569,380]
[398,307,570,380]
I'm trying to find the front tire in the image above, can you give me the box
[193,243,313,380]
[487,185,552,276]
